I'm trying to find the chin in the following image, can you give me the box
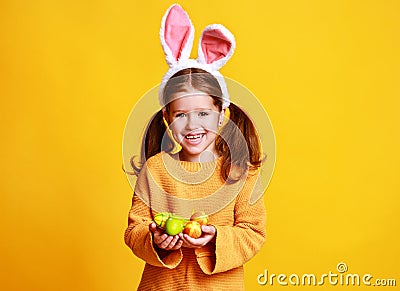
[180,147,204,158]
[177,134,217,161]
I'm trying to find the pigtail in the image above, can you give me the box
[216,102,263,182]
[128,110,174,176]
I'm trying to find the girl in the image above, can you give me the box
[124,5,266,290]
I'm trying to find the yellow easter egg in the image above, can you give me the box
[153,212,170,229]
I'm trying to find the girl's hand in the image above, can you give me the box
[179,225,216,248]
[149,222,183,250]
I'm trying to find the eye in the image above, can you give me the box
[175,113,186,118]
[198,111,209,117]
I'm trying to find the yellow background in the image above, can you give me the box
[1,0,399,290]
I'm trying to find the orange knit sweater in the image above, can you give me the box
[124,152,266,290]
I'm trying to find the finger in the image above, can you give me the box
[181,240,191,248]
[149,222,157,232]
[152,226,168,245]
[181,234,205,248]
[183,233,200,245]
[180,235,193,248]
[201,224,216,235]
[165,235,180,250]
[159,235,174,249]
[150,222,163,235]
[154,233,168,245]
[171,239,183,250]
[151,225,165,239]
[178,233,190,247]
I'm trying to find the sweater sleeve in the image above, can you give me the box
[124,164,183,269]
[195,172,266,274]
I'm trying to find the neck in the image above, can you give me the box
[178,150,218,163]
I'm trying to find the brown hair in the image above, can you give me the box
[127,68,263,181]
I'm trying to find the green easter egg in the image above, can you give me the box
[165,217,184,236]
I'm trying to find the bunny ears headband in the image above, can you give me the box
[158,4,236,109]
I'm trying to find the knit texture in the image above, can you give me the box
[124,152,266,291]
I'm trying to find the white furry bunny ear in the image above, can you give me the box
[160,4,194,67]
[197,24,236,70]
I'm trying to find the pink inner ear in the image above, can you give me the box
[164,5,191,61]
[201,29,231,64]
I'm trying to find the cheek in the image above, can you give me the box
[203,115,220,130]
[168,119,184,134]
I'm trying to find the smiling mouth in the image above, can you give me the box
[182,132,206,144]
[185,133,204,140]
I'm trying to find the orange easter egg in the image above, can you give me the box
[183,221,202,239]
[190,211,208,225]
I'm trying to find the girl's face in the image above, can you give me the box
[163,93,225,162]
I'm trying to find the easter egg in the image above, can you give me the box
[183,221,202,238]
[190,211,208,225]
[153,212,170,229]
[165,217,185,236]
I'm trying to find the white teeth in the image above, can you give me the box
[185,134,203,139]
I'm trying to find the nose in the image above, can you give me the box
[185,112,198,130]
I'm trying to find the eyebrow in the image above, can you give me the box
[171,108,213,114]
